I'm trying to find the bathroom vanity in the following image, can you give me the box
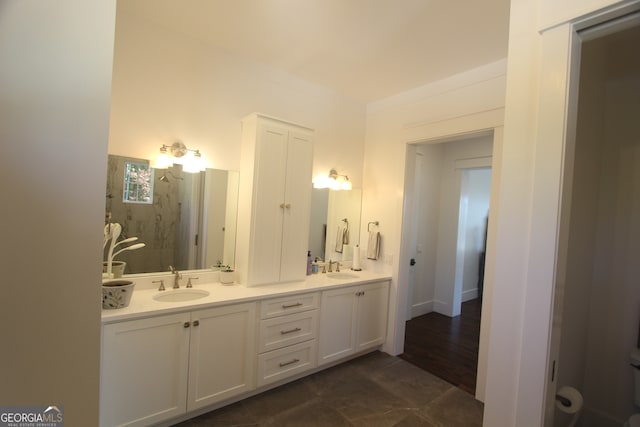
[100,271,390,427]
[100,114,388,426]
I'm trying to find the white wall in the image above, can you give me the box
[410,144,444,317]
[460,168,491,300]
[363,59,506,402]
[0,1,116,425]
[483,0,631,425]
[433,137,493,317]
[109,6,366,187]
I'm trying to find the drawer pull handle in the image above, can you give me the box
[282,302,303,309]
[280,327,302,335]
[279,358,300,368]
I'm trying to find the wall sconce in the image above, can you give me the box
[151,141,205,173]
[313,168,352,191]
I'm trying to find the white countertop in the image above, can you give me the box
[101,270,391,324]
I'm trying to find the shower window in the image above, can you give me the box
[123,161,154,204]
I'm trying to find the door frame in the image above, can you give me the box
[524,3,640,425]
[399,128,501,402]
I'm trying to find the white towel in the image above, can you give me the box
[335,225,349,253]
[367,231,380,260]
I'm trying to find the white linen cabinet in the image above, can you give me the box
[236,114,314,286]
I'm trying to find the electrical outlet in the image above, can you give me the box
[384,253,393,265]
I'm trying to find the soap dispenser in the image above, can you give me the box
[306,251,312,275]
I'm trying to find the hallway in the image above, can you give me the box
[400,299,482,394]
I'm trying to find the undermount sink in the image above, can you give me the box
[153,289,210,303]
[326,272,359,280]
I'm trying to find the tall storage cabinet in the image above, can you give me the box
[236,114,314,286]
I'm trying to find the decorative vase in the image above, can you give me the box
[103,261,127,278]
[102,280,135,309]
[219,270,234,285]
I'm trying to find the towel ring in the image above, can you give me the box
[367,221,379,232]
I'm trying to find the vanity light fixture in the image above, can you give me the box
[313,168,352,191]
[151,141,206,173]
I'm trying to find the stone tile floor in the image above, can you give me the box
[173,351,483,426]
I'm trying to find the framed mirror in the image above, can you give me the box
[105,155,239,275]
[308,188,362,263]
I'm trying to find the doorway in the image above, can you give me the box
[551,18,640,427]
[401,132,493,395]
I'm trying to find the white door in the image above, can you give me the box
[250,122,288,285]
[101,313,190,427]
[318,286,358,365]
[187,302,256,411]
[355,281,390,351]
[280,129,313,282]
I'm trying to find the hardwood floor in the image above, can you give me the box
[399,299,482,395]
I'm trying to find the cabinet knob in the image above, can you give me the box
[183,322,190,328]
[285,203,291,209]
[193,320,200,327]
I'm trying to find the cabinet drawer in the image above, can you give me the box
[259,310,318,353]
[256,340,317,387]
[260,292,319,319]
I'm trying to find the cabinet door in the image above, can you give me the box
[187,302,257,411]
[279,129,313,282]
[100,313,190,427]
[250,122,288,285]
[355,281,390,351]
[318,286,358,365]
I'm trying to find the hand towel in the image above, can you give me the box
[367,231,380,260]
[335,225,347,253]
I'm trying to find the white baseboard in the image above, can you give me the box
[462,288,478,302]
[433,300,453,317]
[410,300,433,318]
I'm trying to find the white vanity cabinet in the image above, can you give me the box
[100,302,256,427]
[237,113,314,286]
[101,313,190,427]
[318,281,390,366]
[187,303,256,411]
[256,293,319,386]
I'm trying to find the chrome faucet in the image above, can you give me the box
[328,260,334,273]
[169,265,181,289]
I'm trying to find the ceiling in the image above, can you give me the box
[119,0,511,102]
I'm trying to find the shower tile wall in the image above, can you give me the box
[105,155,186,274]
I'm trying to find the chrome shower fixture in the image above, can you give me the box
[158,170,183,183]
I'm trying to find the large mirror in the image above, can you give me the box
[105,155,239,275]
[309,188,362,263]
